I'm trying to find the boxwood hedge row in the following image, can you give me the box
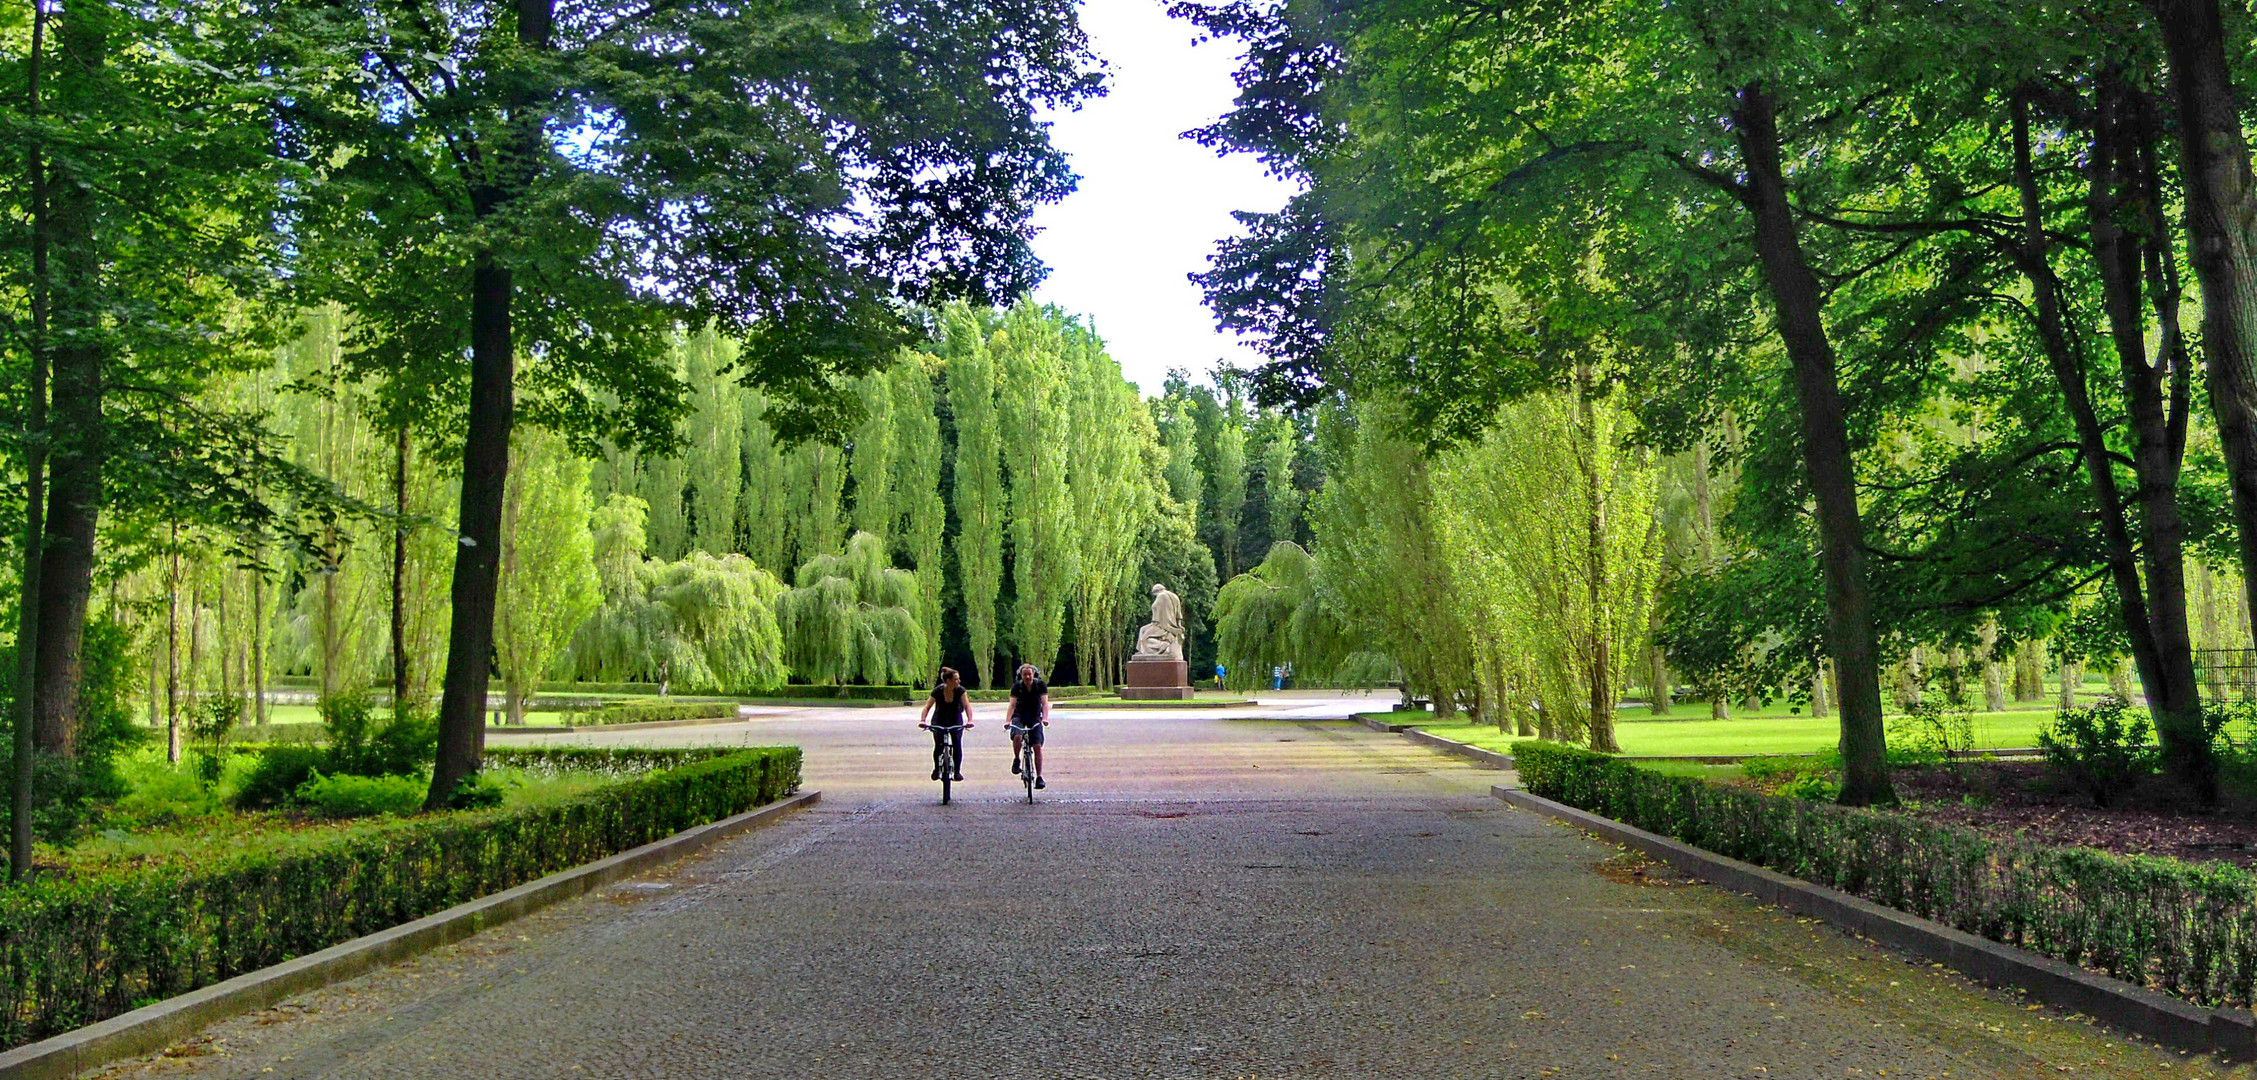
[0,745,799,1049]
[1513,740,2257,1010]
[557,700,740,726]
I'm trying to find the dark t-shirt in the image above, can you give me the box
[928,684,967,726]
[1008,678,1048,723]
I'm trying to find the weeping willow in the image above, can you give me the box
[1212,541,1356,691]
[777,531,929,685]
[568,495,788,693]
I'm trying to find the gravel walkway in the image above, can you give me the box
[96,703,2233,1078]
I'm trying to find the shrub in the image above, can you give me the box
[482,746,740,776]
[0,619,144,845]
[444,773,505,810]
[320,694,438,778]
[294,771,425,818]
[231,746,328,810]
[186,696,243,788]
[559,700,738,726]
[1514,739,2257,1012]
[2038,695,2157,807]
[1888,697,1973,764]
[0,746,800,1049]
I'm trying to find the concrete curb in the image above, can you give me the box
[1398,726,1514,769]
[0,790,822,1080]
[486,713,746,734]
[1489,785,2255,1060]
[1356,714,1410,733]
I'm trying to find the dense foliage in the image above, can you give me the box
[1515,740,2257,1010]
[0,746,798,1049]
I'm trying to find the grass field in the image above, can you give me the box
[1388,708,2058,758]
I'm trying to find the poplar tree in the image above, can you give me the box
[849,371,899,542]
[995,302,1079,676]
[495,428,600,723]
[945,306,1006,686]
[890,359,948,668]
[682,329,743,557]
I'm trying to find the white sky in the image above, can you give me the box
[1028,0,1298,396]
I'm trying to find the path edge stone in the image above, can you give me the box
[0,789,822,1080]
[1398,726,1512,769]
[1490,785,2253,1060]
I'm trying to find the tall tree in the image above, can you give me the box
[945,307,1006,687]
[284,0,1100,808]
[495,428,600,724]
[994,302,1079,676]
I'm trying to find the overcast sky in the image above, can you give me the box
[1027,0,1298,396]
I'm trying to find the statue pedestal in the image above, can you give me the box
[1121,658,1195,700]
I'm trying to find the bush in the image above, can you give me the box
[320,694,437,778]
[444,773,504,810]
[2038,695,2157,807]
[560,700,738,726]
[763,684,916,700]
[1514,739,2257,1012]
[1888,697,1974,764]
[0,746,800,1049]
[231,746,328,809]
[482,746,739,775]
[294,771,425,818]
[0,619,144,846]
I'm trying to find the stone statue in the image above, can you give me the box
[1132,583,1186,661]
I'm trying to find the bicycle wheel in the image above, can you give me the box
[940,742,954,804]
[1023,744,1036,803]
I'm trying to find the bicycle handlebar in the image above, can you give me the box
[919,723,971,731]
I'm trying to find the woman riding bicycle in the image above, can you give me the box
[918,667,974,782]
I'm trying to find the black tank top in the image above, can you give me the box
[929,685,967,726]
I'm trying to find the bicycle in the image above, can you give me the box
[920,722,969,804]
[1007,722,1040,803]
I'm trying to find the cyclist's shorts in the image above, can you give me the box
[1011,723,1045,746]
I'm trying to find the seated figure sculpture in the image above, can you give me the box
[1133,583,1185,662]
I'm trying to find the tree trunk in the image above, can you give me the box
[2023,87,2213,798]
[1648,642,1671,716]
[429,253,515,808]
[1981,621,2005,713]
[1579,365,1619,753]
[1812,659,1832,718]
[392,424,411,714]
[2154,0,2257,698]
[12,0,51,881]
[30,8,108,758]
[1731,85,1891,804]
[252,549,266,728]
[2060,659,2081,710]
[2015,640,2044,701]
[166,527,181,764]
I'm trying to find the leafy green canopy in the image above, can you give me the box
[281,0,1103,445]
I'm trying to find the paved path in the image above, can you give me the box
[101,696,2230,1078]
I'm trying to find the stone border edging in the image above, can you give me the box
[0,789,822,1080]
[1396,725,1513,769]
[1488,785,2255,1060]
[486,713,748,735]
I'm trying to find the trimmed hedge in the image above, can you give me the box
[557,700,739,726]
[0,746,799,1049]
[763,684,917,700]
[1513,740,2257,1010]
[482,746,743,774]
[964,685,1097,702]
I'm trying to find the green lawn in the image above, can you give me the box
[1394,709,2055,758]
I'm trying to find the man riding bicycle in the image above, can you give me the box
[918,667,974,782]
[1007,663,1050,789]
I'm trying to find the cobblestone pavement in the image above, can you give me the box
[100,700,2238,1079]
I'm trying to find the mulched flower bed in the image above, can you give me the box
[1880,761,2257,867]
